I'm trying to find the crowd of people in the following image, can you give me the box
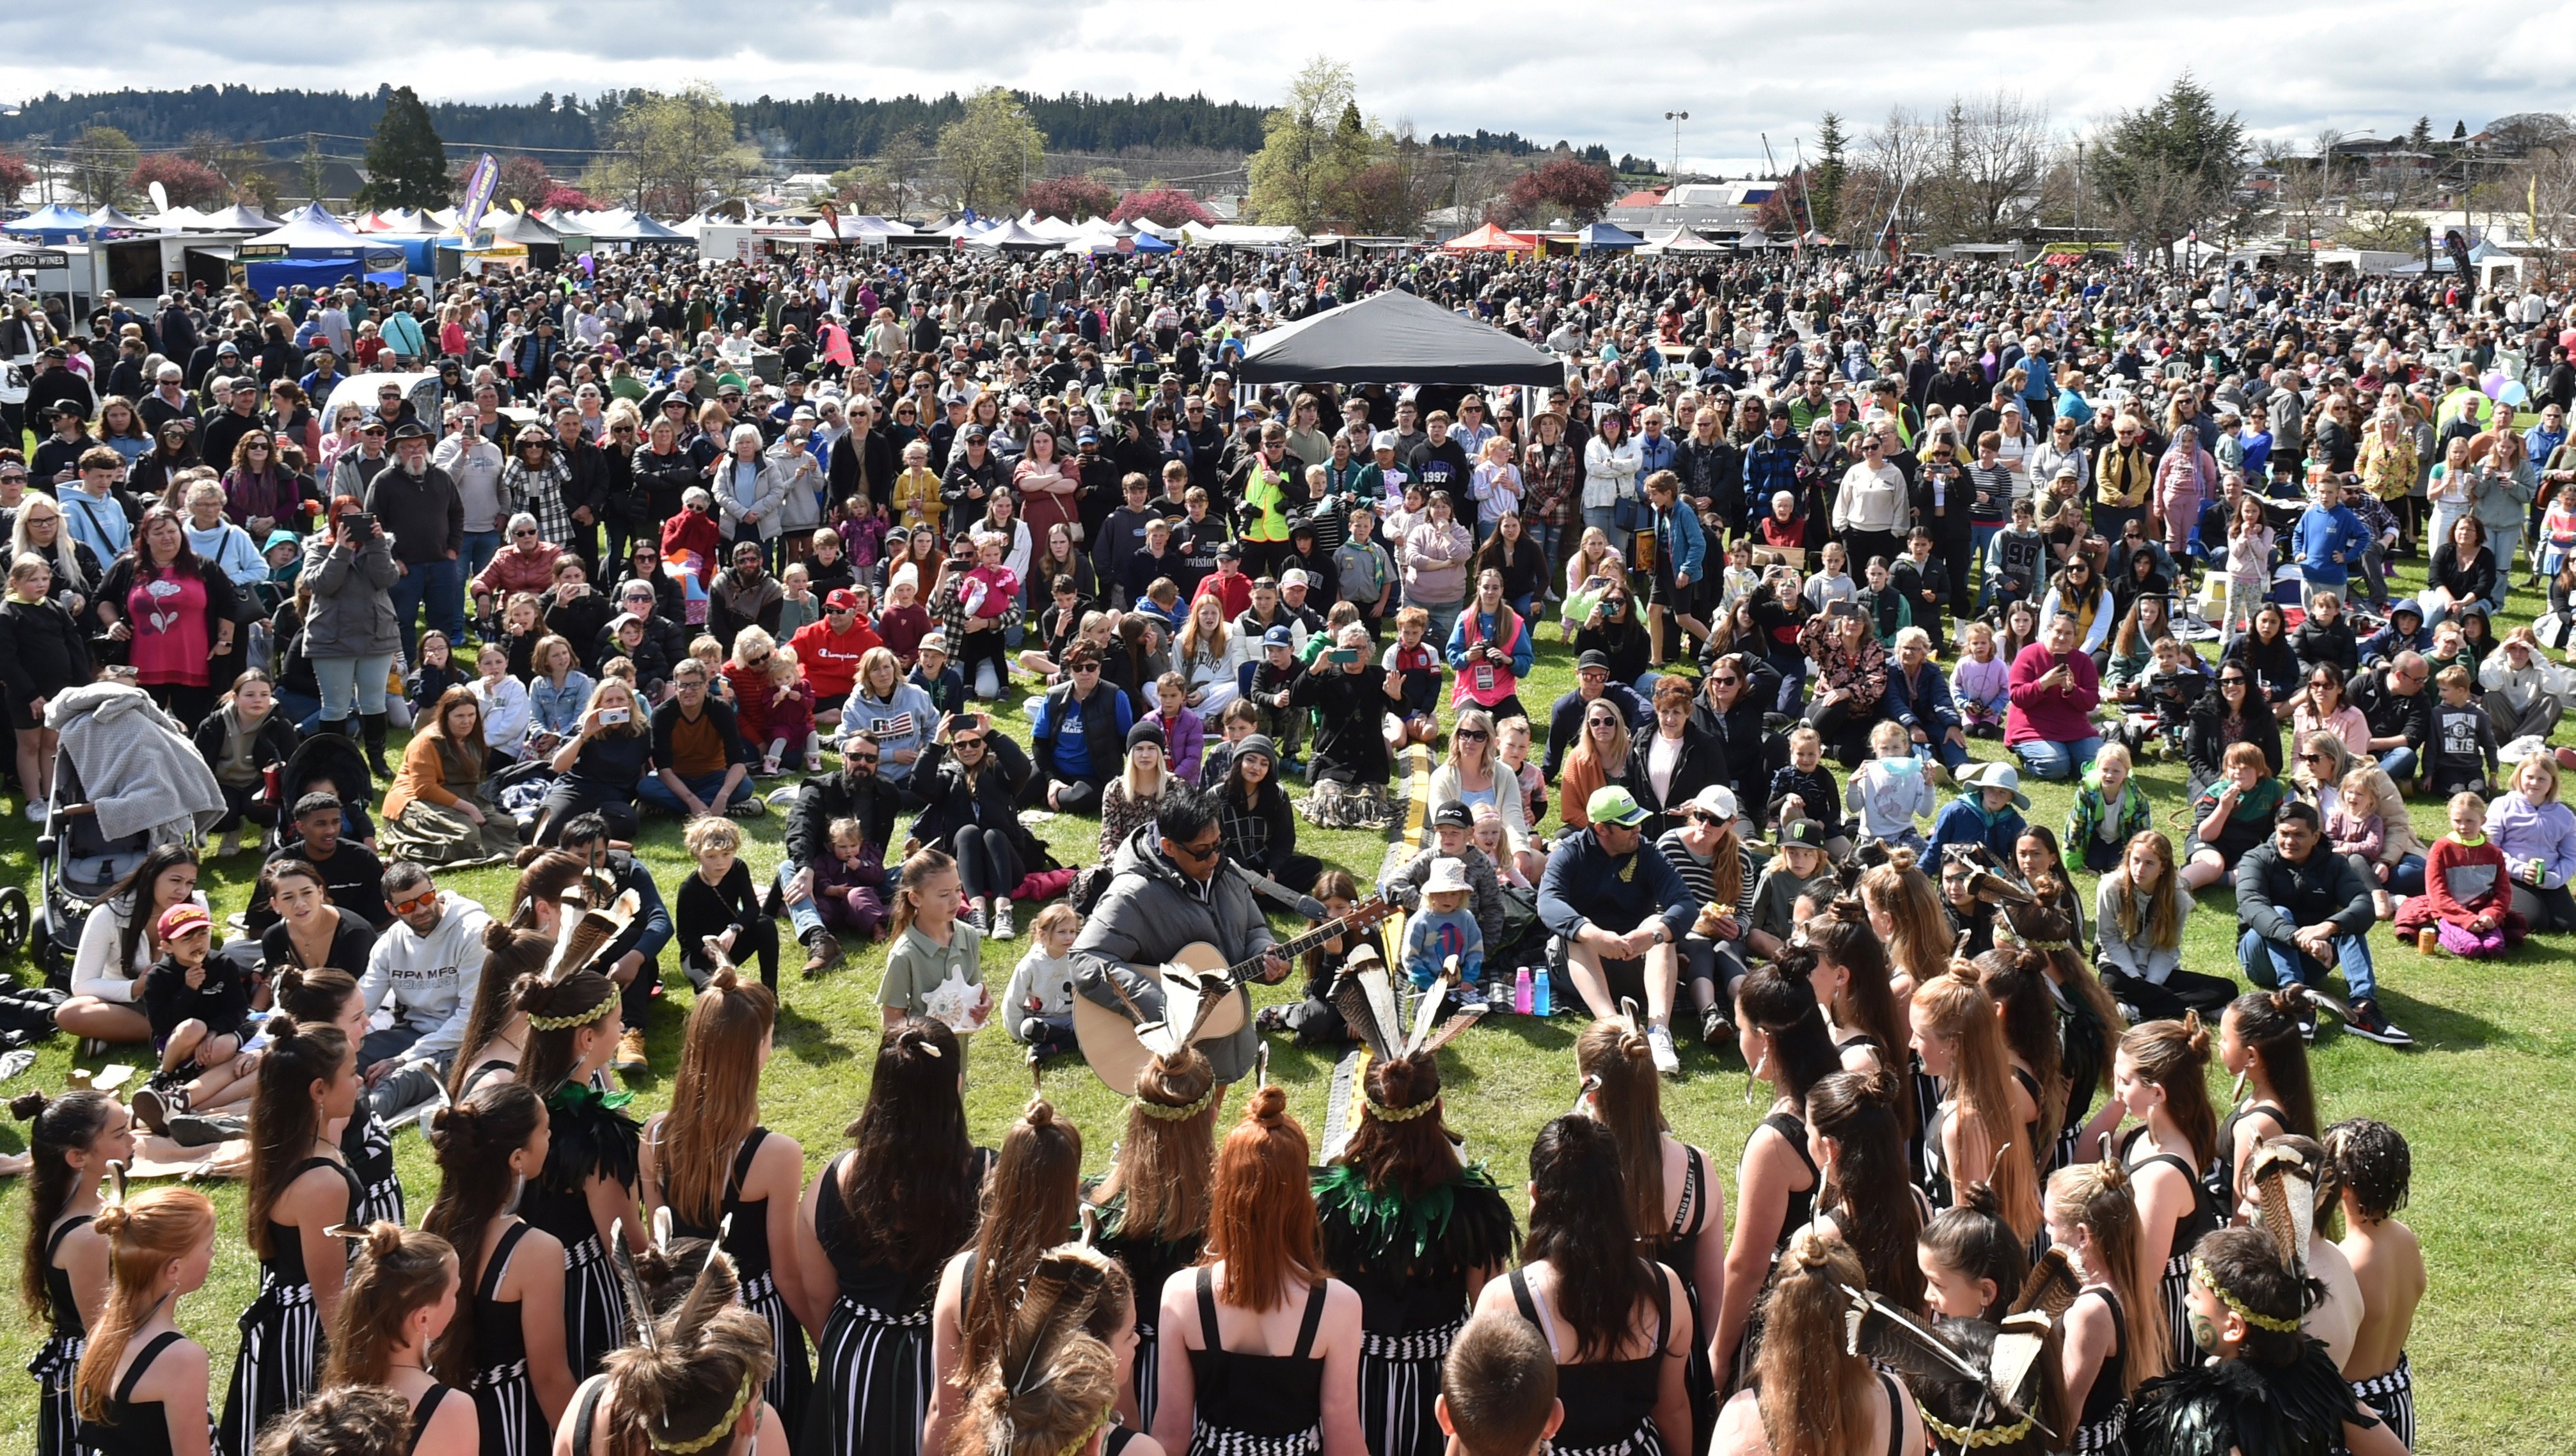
[10,227,2556,1456]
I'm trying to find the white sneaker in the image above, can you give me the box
[25,801,45,824]
[1647,1025,1680,1077]
[992,899,1016,940]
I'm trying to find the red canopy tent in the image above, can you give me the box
[1442,223,1538,253]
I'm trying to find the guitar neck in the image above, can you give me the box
[1226,910,1377,981]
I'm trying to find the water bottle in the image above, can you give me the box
[1532,967,1553,1018]
[1512,965,1533,1015]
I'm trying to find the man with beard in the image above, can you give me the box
[776,729,929,977]
[362,420,466,656]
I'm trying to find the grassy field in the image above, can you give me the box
[0,553,2570,1455]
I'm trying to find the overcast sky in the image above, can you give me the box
[4,0,2572,170]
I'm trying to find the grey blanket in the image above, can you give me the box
[46,681,226,843]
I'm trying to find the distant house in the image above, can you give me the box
[1604,180,1778,244]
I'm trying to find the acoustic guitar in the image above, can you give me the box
[1072,896,1395,1095]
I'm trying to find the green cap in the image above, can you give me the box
[1586,784,1652,828]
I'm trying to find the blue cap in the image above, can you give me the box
[1263,625,1294,649]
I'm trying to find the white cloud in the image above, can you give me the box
[1,0,2570,165]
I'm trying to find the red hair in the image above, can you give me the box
[1203,1085,1320,1312]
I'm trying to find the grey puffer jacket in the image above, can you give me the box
[301,531,403,658]
[1071,823,1281,1083]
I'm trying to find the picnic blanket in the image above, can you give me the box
[45,681,226,843]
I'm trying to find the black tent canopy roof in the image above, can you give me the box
[1235,288,1567,388]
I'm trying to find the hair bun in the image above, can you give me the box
[482,919,518,953]
[91,1204,130,1239]
[363,1221,403,1259]
[707,965,741,995]
[1024,1097,1055,1129]
[9,1090,45,1121]
[2181,1009,2213,1060]
[1246,1084,1288,1125]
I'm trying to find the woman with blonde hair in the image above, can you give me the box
[1150,1086,1365,1456]
[640,967,813,1437]
[75,1183,220,1456]
[1088,1048,1219,1431]
[1909,968,2041,1244]
[2045,1160,2169,1455]
[1709,1228,1920,1456]
[1555,697,1632,834]
[1432,706,1538,881]
[1174,593,1247,713]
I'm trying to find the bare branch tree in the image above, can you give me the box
[1943,91,2053,241]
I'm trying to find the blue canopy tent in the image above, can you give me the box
[1576,221,1646,253]
[3,204,98,243]
[237,210,407,292]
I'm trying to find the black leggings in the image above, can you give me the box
[533,779,640,846]
[2101,965,2237,1022]
[951,824,1022,905]
[683,915,778,991]
[1803,692,1878,768]
[1022,772,1104,813]
[211,781,281,835]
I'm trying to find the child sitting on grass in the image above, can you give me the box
[137,904,247,1079]
[1768,725,1852,859]
[1001,903,1084,1060]
[1931,761,2030,860]
[2395,790,2527,957]
[1951,620,2011,737]
[1747,818,1836,957]
[2067,741,2154,873]
[2425,664,2499,798]
[1402,857,1487,1009]
[1844,718,1934,851]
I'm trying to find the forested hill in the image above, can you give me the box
[0,85,1271,159]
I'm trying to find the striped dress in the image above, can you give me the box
[660,1127,812,1439]
[800,1151,955,1456]
[464,1220,551,1456]
[527,1086,642,1381]
[2121,1126,2223,1376]
[1313,1164,1517,1456]
[30,1214,91,1456]
[218,1158,361,1456]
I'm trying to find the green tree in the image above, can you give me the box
[299,133,329,206]
[354,85,450,209]
[2090,72,2245,260]
[1246,58,1375,232]
[67,126,141,208]
[595,82,752,215]
[2408,115,2434,150]
[1811,111,1849,234]
[937,88,1047,215]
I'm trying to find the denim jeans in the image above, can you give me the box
[1527,519,1565,594]
[2239,926,2378,1003]
[777,860,822,939]
[1583,503,1629,553]
[461,529,501,580]
[2377,745,2420,784]
[2014,734,2103,782]
[389,557,468,656]
[357,1025,450,1120]
[313,652,398,720]
[637,769,737,815]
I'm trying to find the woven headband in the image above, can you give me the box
[652,1372,757,1453]
[1362,1095,1437,1122]
[526,988,617,1033]
[2192,1256,2302,1334]
[1134,1084,1217,1122]
[1052,1407,1113,1456]
[1916,1404,2034,1448]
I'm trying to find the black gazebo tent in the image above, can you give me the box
[1235,288,1567,386]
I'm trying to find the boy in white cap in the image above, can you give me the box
[1403,856,1487,1006]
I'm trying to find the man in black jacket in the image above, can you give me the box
[22,347,93,429]
[363,420,466,657]
[2234,801,2412,1047]
[777,729,926,976]
[2349,653,2434,786]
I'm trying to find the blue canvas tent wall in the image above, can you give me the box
[1235,287,1567,387]
[236,209,406,292]
[3,205,97,244]
[1576,221,1646,253]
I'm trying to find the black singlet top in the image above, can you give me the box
[1760,1111,1819,1255]
[81,1330,189,1456]
[2120,1127,2222,1255]
[407,1384,455,1456]
[266,1156,364,1283]
[470,1220,534,1375]
[1507,1264,1670,1450]
[1186,1266,1329,1441]
[45,1214,92,1341]
[660,1128,779,1283]
[2078,1288,2128,1430]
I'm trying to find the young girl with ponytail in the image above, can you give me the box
[75,1183,219,1456]
[1913,1186,2071,1449]
[16,1089,136,1456]
[1712,961,1837,1381]
[2046,1160,2169,1455]
[423,1079,573,1456]
[641,966,814,1438]
[1805,897,1906,1077]
[1709,1227,1922,1456]
[321,1223,476,1456]
[2110,1015,2225,1375]
[1150,1085,1365,1456]
[219,1022,362,1456]
[1572,1021,1719,1435]
[925,1097,1085,1456]
[1316,1048,1517,1456]
[514,960,644,1382]
[1087,1047,1218,1432]
[794,1020,984,1456]
[1909,969,2042,1245]
[1086,1047,1219,1433]
[2214,988,2320,1209]
[269,965,404,1226]
[443,920,559,1098]
[1801,1068,1926,1315]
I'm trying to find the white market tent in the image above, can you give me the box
[1638,226,1725,255]
[198,203,281,231]
[1181,222,1305,249]
[85,205,152,232]
[965,219,1061,250]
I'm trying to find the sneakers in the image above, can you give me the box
[2343,999,2414,1048]
[802,930,843,979]
[726,795,768,818]
[129,1086,175,1137]
[992,899,1016,941]
[1452,984,1492,1016]
[215,828,240,858]
[613,1027,650,1073]
[1700,1005,1736,1049]
[2295,1004,2319,1043]
[24,801,45,824]
[1254,1004,1290,1035]
[1647,1025,1681,1077]
[964,903,988,935]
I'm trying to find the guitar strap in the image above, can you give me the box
[1225,860,1329,919]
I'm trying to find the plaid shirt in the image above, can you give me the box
[1522,441,1578,526]
[505,457,574,545]
[930,564,1019,642]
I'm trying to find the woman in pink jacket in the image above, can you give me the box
[2006,610,2104,780]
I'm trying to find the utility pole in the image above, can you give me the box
[1665,111,1688,182]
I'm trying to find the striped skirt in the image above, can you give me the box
[218,1276,320,1456]
[2160,1249,2199,1376]
[1189,1417,1322,1456]
[471,1358,549,1456]
[1132,1317,1163,1433]
[742,1268,814,1442]
[30,1333,84,1456]
[1359,1317,1466,1456]
[1554,1418,1666,1456]
[2071,1402,2128,1454]
[802,1295,932,1456]
[562,1234,631,1381]
[2352,1352,2415,1450]
[351,1113,405,1226]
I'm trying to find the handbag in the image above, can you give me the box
[1611,491,1647,534]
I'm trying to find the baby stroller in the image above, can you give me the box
[30,683,227,988]
[267,729,379,852]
